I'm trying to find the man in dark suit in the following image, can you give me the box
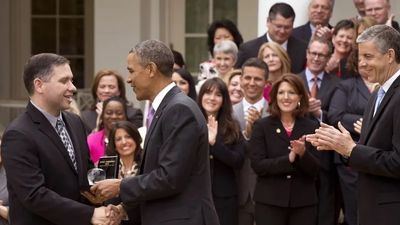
[307,25,400,225]
[91,40,219,225]
[0,53,115,225]
[292,0,334,44]
[232,58,269,225]
[298,37,339,225]
[235,3,307,74]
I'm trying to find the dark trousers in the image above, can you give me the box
[238,196,255,225]
[214,196,238,225]
[255,202,317,225]
[336,164,358,225]
[317,169,340,225]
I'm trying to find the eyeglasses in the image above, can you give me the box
[308,51,329,59]
[269,21,292,32]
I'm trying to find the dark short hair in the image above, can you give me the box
[174,68,197,100]
[241,57,269,80]
[129,40,174,77]
[207,19,244,56]
[90,69,127,109]
[23,53,70,95]
[268,2,296,21]
[332,19,355,36]
[106,121,142,163]
[268,73,309,118]
[172,50,185,68]
[99,96,127,130]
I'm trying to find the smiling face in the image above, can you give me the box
[201,86,223,117]
[114,128,136,158]
[365,0,390,24]
[102,100,127,131]
[96,75,120,102]
[172,72,189,95]
[126,53,152,101]
[333,28,355,55]
[358,40,393,84]
[241,66,266,103]
[38,64,77,116]
[309,0,332,26]
[228,74,243,105]
[262,47,283,73]
[276,81,301,116]
[214,52,236,77]
[307,41,330,74]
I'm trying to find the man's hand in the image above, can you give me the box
[244,106,262,138]
[91,205,122,225]
[81,191,106,205]
[308,97,322,118]
[90,179,122,200]
[290,135,306,157]
[306,122,356,157]
[314,25,333,40]
[354,118,363,134]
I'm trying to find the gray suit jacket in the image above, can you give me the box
[119,86,219,225]
[232,100,269,205]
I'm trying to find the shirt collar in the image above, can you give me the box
[151,82,176,111]
[305,68,324,81]
[242,97,266,113]
[30,100,62,129]
[266,33,288,50]
[381,68,400,93]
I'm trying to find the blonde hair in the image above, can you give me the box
[257,42,291,76]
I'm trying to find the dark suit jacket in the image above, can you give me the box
[328,76,371,141]
[348,75,400,225]
[249,116,320,207]
[119,86,219,225]
[235,34,307,74]
[81,105,143,133]
[1,102,94,225]
[292,22,333,45]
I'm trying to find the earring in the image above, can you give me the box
[297,102,300,108]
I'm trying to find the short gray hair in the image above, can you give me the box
[357,25,400,63]
[129,40,174,77]
[213,40,239,61]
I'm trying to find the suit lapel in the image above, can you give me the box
[27,103,78,174]
[271,118,289,143]
[140,87,181,171]
[362,76,400,143]
[234,102,246,130]
[299,72,310,94]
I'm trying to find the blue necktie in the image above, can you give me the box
[373,87,385,117]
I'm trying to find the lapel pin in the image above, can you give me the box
[276,128,281,133]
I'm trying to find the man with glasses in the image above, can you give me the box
[292,0,334,44]
[236,2,307,74]
[299,36,340,225]
[365,0,400,31]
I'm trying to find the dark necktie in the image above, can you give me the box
[56,119,77,170]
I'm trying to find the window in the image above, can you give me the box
[185,0,237,72]
[31,0,85,88]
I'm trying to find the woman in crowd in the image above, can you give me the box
[172,68,197,100]
[81,69,142,133]
[207,19,243,57]
[326,17,378,225]
[257,42,291,102]
[198,78,245,225]
[213,40,238,83]
[107,121,142,179]
[0,135,9,225]
[87,96,127,164]
[249,74,320,225]
[227,69,243,105]
[325,19,356,78]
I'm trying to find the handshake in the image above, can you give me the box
[81,179,126,225]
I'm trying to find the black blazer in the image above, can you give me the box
[249,116,320,207]
[235,34,307,74]
[349,75,400,225]
[119,86,220,225]
[1,103,94,225]
[328,76,371,141]
[210,135,244,197]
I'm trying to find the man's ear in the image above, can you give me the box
[387,48,395,64]
[147,62,158,78]
[33,78,44,94]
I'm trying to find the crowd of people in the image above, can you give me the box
[1,0,400,225]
